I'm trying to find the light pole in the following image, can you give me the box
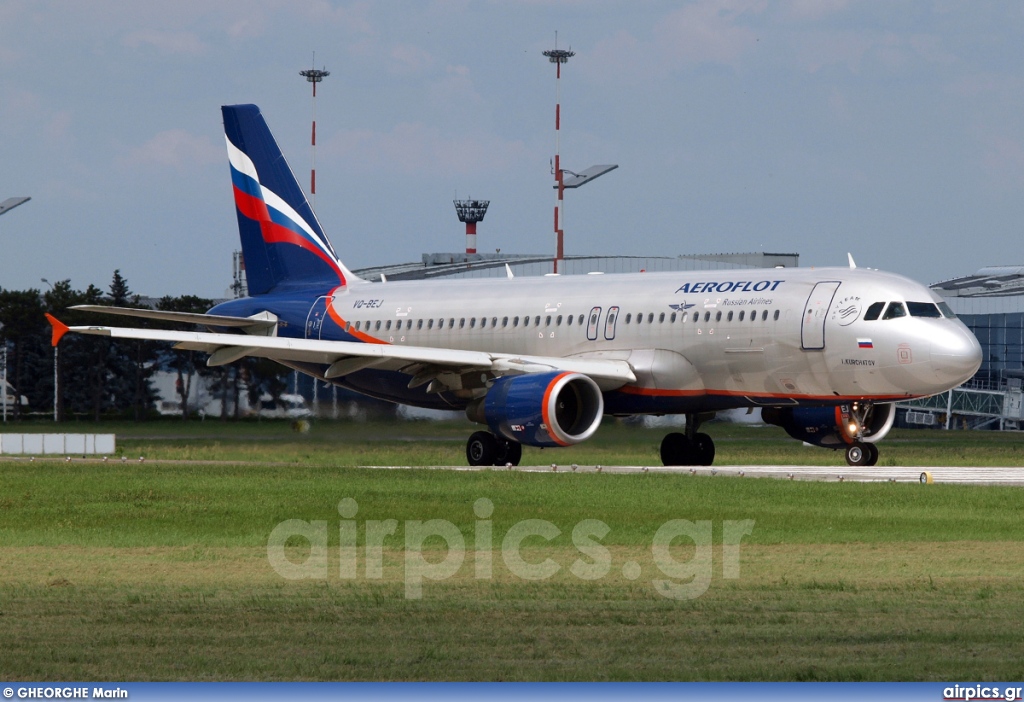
[41,278,58,422]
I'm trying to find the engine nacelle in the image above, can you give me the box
[473,371,604,448]
[761,403,895,449]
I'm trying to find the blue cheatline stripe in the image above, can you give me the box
[2,683,1008,701]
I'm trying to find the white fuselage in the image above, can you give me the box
[312,265,981,411]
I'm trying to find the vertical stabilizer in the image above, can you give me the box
[222,104,362,295]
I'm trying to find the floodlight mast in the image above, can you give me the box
[543,44,574,274]
[299,60,330,207]
[453,199,490,254]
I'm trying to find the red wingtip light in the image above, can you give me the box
[45,313,69,347]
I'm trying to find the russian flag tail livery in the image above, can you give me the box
[222,104,362,295]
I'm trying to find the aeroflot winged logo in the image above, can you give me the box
[225,136,346,286]
[674,279,785,295]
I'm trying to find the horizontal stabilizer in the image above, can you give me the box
[70,305,278,331]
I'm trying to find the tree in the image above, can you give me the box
[0,288,47,420]
[156,294,214,419]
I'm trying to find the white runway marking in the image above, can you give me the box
[367,464,1024,485]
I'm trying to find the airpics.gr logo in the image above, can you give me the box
[832,295,863,327]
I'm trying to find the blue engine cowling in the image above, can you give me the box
[480,371,604,448]
[761,403,895,449]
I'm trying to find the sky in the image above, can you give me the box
[1,0,1023,299]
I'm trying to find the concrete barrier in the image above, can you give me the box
[0,433,116,455]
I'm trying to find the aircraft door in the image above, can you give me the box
[604,306,620,340]
[801,282,840,350]
[305,296,334,340]
[587,307,602,341]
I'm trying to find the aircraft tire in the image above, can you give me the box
[694,433,715,466]
[864,443,879,466]
[845,442,870,467]
[467,431,498,467]
[494,438,522,467]
[660,432,691,466]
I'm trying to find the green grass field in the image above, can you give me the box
[1,419,1023,680]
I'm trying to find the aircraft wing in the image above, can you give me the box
[46,316,637,387]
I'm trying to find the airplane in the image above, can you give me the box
[47,104,983,468]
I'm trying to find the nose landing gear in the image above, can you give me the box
[845,441,879,467]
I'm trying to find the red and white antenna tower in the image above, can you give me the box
[543,38,574,274]
[299,57,330,207]
[453,199,490,254]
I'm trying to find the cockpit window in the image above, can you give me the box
[863,302,885,321]
[882,302,906,320]
[937,302,957,319]
[907,301,942,318]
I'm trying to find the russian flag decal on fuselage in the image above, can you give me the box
[858,339,874,349]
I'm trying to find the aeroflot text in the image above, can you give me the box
[674,280,784,295]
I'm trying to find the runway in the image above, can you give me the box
[368,463,1024,485]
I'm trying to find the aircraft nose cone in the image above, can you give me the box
[930,325,983,388]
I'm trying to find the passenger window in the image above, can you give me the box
[514,316,520,327]
[459,318,466,328]
[773,310,780,321]
[545,316,552,327]
[704,312,710,323]
[556,315,563,326]
[659,313,665,323]
[492,317,497,327]
[762,310,768,321]
[417,320,423,330]
[883,303,906,320]
[427,319,433,330]
[535,316,541,327]
[727,311,733,322]
[907,302,941,318]
[648,313,654,324]
[354,321,361,331]
[374,321,381,331]
[625,313,632,324]
[739,311,744,321]
[502,317,508,328]
[864,302,885,321]
[693,312,699,323]
[566,315,572,326]
[578,314,584,325]
[715,311,722,322]
[670,312,676,323]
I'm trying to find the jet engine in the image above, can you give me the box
[761,403,895,449]
[469,371,604,448]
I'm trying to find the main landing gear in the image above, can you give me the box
[844,441,879,467]
[660,413,716,466]
[466,431,523,467]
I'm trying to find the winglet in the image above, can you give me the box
[45,313,69,347]
[847,253,857,269]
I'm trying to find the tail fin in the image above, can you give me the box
[222,104,362,295]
